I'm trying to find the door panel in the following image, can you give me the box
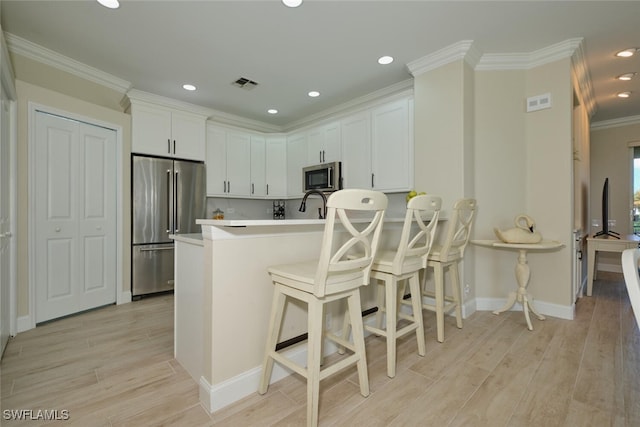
[132,156,174,244]
[1,83,11,354]
[174,160,205,234]
[35,112,116,323]
[132,244,174,296]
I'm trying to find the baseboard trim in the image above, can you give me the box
[597,262,623,274]
[199,340,339,413]
[197,295,573,415]
[118,290,132,305]
[475,297,574,320]
[16,315,33,333]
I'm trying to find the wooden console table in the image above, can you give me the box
[472,240,564,330]
[586,234,640,296]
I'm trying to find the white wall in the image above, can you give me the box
[414,54,575,318]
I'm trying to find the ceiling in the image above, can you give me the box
[1,0,639,128]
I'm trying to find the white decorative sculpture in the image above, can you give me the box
[494,214,542,244]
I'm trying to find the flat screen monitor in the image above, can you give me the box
[594,177,619,238]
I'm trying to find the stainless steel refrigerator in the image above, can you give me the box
[131,155,206,297]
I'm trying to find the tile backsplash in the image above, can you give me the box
[206,193,408,221]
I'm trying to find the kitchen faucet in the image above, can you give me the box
[299,190,328,219]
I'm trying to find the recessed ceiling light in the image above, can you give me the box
[617,91,632,98]
[282,0,302,7]
[616,48,638,58]
[617,73,636,81]
[378,56,394,65]
[267,109,278,114]
[182,84,196,91]
[97,0,119,9]
[308,91,320,98]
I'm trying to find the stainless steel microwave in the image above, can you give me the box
[303,161,342,192]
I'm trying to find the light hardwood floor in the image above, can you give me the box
[1,272,639,426]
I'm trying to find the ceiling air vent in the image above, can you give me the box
[232,77,259,90]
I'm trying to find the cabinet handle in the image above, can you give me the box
[371,173,374,188]
[266,184,269,195]
[174,170,180,232]
[173,140,176,154]
[251,183,254,194]
[322,150,325,163]
[167,139,171,154]
[228,181,231,193]
[167,169,172,232]
[223,180,226,193]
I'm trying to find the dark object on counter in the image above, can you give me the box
[273,200,285,220]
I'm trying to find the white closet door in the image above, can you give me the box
[0,85,11,353]
[34,112,116,323]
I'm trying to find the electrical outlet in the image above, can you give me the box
[325,312,332,330]
[608,219,616,227]
[464,284,471,296]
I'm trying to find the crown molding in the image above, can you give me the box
[476,38,583,70]
[1,30,17,100]
[5,32,131,94]
[570,39,597,118]
[283,79,414,132]
[124,89,212,118]
[591,115,640,131]
[123,88,283,133]
[406,40,479,77]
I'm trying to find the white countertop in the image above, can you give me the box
[170,233,204,245]
[197,219,327,227]
[196,215,441,228]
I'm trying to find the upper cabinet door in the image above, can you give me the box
[131,104,172,157]
[341,112,372,189]
[286,132,308,197]
[250,135,266,197]
[206,125,227,196]
[371,98,412,192]
[265,136,287,198]
[307,121,341,165]
[131,102,206,161]
[171,111,206,161]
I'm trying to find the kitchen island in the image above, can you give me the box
[173,216,437,413]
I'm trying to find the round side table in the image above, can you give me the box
[472,240,564,330]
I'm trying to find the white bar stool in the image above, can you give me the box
[258,189,388,427]
[420,198,476,343]
[364,194,441,378]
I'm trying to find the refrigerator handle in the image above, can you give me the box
[166,169,172,233]
[174,170,180,233]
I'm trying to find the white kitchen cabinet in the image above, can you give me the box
[131,102,206,161]
[286,132,308,197]
[371,98,413,192]
[265,136,287,198]
[341,97,413,192]
[250,135,266,197]
[341,112,372,189]
[206,124,251,197]
[307,121,341,165]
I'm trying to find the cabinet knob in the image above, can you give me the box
[55,227,61,232]
[96,225,102,230]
